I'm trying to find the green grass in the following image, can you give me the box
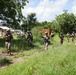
[0,34,76,75]
[0,58,11,67]
[0,42,76,75]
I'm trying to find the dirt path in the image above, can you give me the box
[0,52,24,69]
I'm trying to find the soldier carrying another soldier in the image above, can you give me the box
[4,30,13,55]
[42,32,50,50]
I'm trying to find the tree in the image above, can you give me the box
[51,20,59,32]
[21,20,27,32]
[27,13,37,31]
[55,10,76,33]
[0,0,28,28]
[40,21,51,29]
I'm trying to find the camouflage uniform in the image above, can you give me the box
[71,32,75,42]
[59,32,64,44]
[42,32,50,50]
[4,30,13,55]
[27,31,33,47]
[66,32,70,42]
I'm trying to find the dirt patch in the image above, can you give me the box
[0,52,24,69]
[12,57,23,64]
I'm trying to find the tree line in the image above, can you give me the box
[0,0,76,34]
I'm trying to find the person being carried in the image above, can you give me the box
[4,30,13,55]
[42,32,50,50]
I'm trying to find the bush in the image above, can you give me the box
[31,27,44,45]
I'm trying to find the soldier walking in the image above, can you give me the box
[71,31,75,43]
[4,30,13,55]
[59,32,64,44]
[27,31,33,47]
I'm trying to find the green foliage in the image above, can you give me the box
[32,27,42,38]
[20,13,37,32]
[31,27,44,45]
[17,34,26,39]
[0,0,28,28]
[12,39,28,51]
[0,33,76,75]
[0,38,5,47]
[41,21,51,29]
[51,20,59,32]
[0,42,76,75]
[55,10,76,33]
[27,13,37,31]
[21,21,27,32]
[0,36,33,52]
[0,58,11,66]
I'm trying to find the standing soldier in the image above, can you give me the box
[27,31,33,47]
[66,32,70,42]
[59,32,64,44]
[4,30,13,55]
[71,31,75,43]
[42,32,50,50]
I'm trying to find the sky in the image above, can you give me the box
[22,0,76,22]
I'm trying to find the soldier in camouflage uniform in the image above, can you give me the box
[27,31,33,47]
[59,32,64,44]
[42,32,50,50]
[4,30,13,55]
[71,31,75,43]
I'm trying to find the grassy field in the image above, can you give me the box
[0,34,76,75]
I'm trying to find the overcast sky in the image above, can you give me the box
[22,0,76,22]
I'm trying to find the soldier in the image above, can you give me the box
[27,31,33,47]
[59,32,64,44]
[66,32,70,42]
[42,32,50,50]
[4,30,13,55]
[71,31,75,43]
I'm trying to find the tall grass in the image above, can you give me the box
[0,27,76,75]
[0,36,33,52]
[0,37,76,75]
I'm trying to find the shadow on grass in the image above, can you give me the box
[0,57,12,68]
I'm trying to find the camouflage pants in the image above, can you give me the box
[72,37,74,42]
[5,42,11,55]
[45,42,49,50]
[60,38,63,44]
